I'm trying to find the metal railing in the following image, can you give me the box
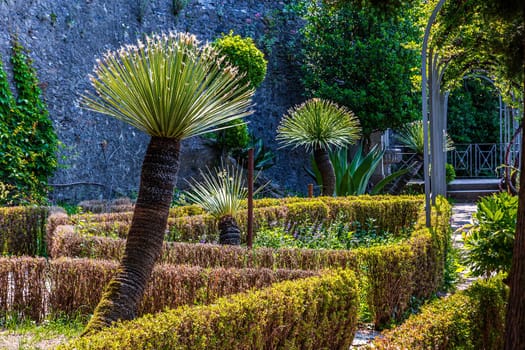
[386,143,520,179]
[448,143,520,178]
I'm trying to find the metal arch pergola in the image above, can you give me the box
[421,0,447,227]
[420,0,520,226]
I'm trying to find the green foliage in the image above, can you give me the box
[82,32,254,139]
[0,206,49,257]
[446,163,456,184]
[396,120,454,156]
[242,134,276,170]
[185,164,266,220]
[205,118,250,154]
[300,1,422,138]
[0,40,59,205]
[307,144,406,195]
[254,216,403,251]
[212,31,267,90]
[374,275,508,350]
[463,192,517,277]
[447,78,500,144]
[277,98,361,152]
[207,31,266,155]
[58,270,360,350]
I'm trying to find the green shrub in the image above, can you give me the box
[212,31,267,90]
[373,275,508,349]
[463,192,517,276]
[209,31,267,155]
[0,206,49,256]
[446,163,456,183]
[59,270,359,350]
[0,40,58,205]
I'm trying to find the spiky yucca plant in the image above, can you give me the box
[81,32,254,333]
[186,164,255,245]
[388,120,454,194]
[277,98,361,196]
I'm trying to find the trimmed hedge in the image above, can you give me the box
[0,206,49,256]
[372,276,508,349]
[56,196,423,244]
[59,269,359,350]
[0,256,317,321]
[49,196,451,328]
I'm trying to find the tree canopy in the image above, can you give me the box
[299,0,423,140]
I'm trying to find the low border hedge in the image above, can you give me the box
[59,269,359,350]
[0,256,318,321]
[0,206,49,256]
[372,276,508,349]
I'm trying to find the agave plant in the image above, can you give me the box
[277,98,361,196]
[186,164,264,245]
[80,32,254,332]
[307,144,407,195]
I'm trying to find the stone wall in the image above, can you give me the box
[0,0,309,202]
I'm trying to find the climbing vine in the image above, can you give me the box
[0,39,58,205]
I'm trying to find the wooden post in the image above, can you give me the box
[247,148,254,249]
[308,183,314,198]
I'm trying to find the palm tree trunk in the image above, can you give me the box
[386,156,423,195]
[218,214,241,245]
[83,136,180,334]
[314,147,335,196]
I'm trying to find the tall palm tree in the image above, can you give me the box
[185,164,257,245]
[276,98,361,196]
[81,32,254,333]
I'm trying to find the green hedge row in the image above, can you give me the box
[59,269,359,350]
[0,256,317,322]
[0,206,49,256]
[372,276,508,349]
[49,197,451,328]
[49,196,423,244]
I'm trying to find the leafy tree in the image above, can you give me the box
[300,1,422,142]
[277,98,361,196]
[0,40,58,205]
[447,78,500,144]
[81,32,254,333]
[210,32,267,156]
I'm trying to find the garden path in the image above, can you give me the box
[450,202,478,290]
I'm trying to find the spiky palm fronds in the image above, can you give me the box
[397,120,454,155]
[185,164,250,219]
[82,32,254,139]
[276,98,361,152]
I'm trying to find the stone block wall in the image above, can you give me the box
[0,0,310,202]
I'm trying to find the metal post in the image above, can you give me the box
[247,148,254,249]
[422,0,447,227]
[308,183,314,198]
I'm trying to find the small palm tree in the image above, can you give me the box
[276,98,361,196]
[185,164,255,245]
[81,32,254,333]
[388,120,454,194]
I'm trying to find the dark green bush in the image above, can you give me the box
[59,269,359,350]
[463,192,517,276]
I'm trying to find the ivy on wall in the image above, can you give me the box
[0,39,58,205]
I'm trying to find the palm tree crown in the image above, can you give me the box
[276,98,361,151]
[82,32,254,139]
